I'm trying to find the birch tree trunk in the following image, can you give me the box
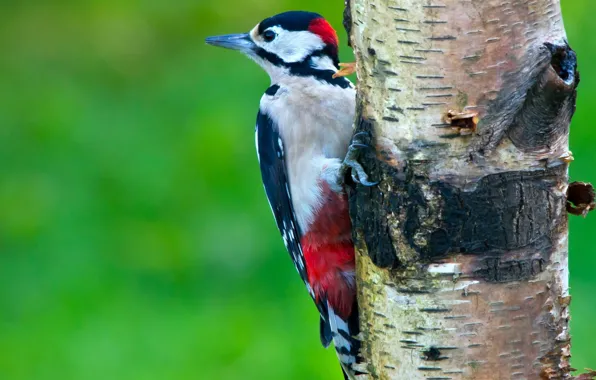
[343,1,591,379]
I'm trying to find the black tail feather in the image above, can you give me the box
[320,315,332,348]
[328,299,362,378]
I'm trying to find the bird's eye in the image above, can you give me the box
[263,30,276,42]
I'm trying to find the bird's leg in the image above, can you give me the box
[326,132,378,193]
[333,62,357,79]
[340,132,378,187]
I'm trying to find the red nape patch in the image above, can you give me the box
[308,18,339,47]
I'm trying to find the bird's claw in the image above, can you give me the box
[339,132,378,188]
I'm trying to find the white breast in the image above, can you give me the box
[260,75,356,233]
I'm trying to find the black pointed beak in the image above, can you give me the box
[205,33,255,53]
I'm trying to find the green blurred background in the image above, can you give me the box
[0,1,594,379]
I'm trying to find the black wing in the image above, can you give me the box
[255,108,331,342]
[255,109,310,290]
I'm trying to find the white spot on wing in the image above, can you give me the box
[277,137,284,157]
[282,230,288,247]
[255,124,260,162]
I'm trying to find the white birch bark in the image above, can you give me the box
[343,1,592,379]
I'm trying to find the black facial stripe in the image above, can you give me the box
[254,48,349,89]
[255,47,285,66]
[290,65,351,89]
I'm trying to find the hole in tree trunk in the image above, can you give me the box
[544,42,579,86]
[566,181,595,217]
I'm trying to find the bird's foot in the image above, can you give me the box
[333,62,357,79]
[328,132,378,193]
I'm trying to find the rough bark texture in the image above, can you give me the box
[344,0,585,379]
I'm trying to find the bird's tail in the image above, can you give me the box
[325,301,364,379]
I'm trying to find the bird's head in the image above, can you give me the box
[206,11,341,81]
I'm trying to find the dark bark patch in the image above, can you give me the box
[422,346,446,361]
[567,181,595,216]
[349,114,566,270]
[427,168,563,259]
[348,117,399,268]
[473,258,545,283]
[350,112,565,274]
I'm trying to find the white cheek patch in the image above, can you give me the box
[254,25,325,63]
[309,55,337,71]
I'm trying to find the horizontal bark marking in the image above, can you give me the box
[427,167,564,258]
[473,257,545,283]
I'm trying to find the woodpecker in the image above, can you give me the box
[206,11,374,379]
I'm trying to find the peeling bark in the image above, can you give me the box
[344,0,585,379]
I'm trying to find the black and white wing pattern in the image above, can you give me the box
[255,107,357,356]
[255,107,335,343]
[255,108,311,294]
